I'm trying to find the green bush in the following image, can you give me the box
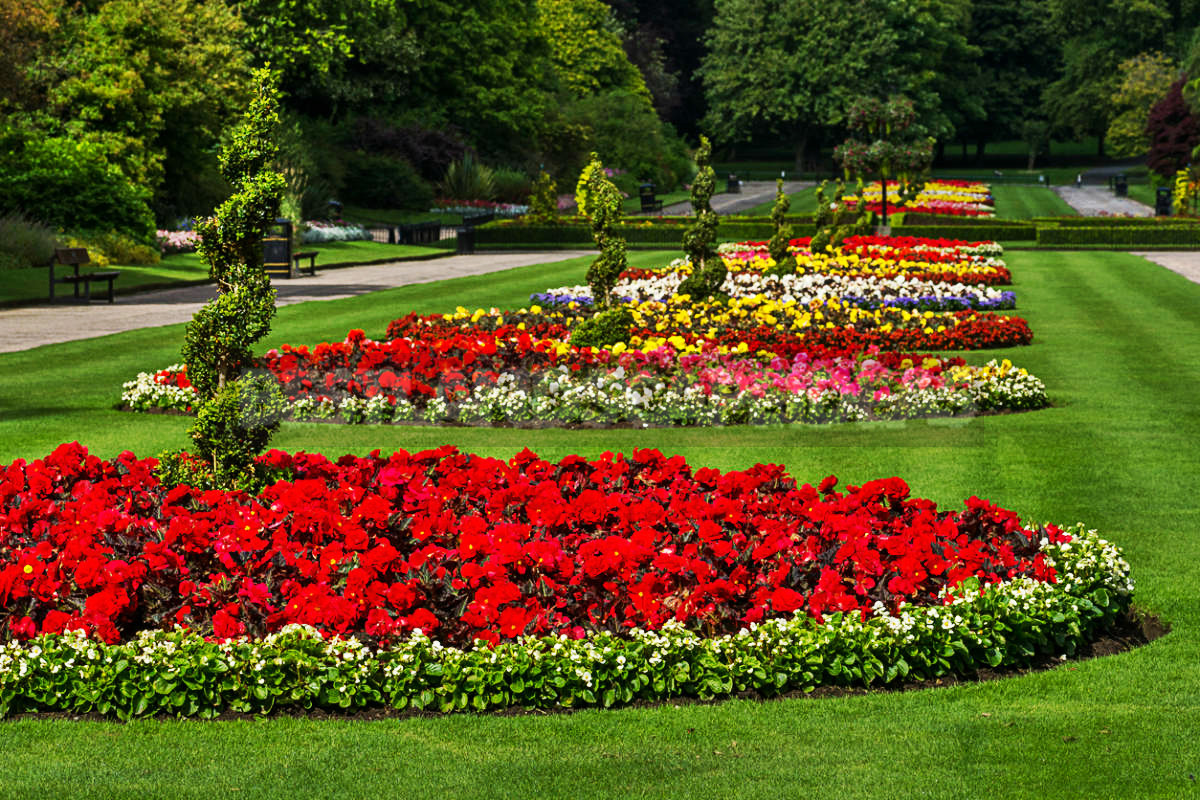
[82,230,161,266]
[0,125,155,243]
[188,374,287,488]
[439,154,496,202]
[564,90,693,190]
[570,307,634,348]
[0,213,58,270]
[491,167,532,203]
[341,152,434,211]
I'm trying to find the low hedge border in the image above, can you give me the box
[0,525,1132,720]
[1036,225,1200,246]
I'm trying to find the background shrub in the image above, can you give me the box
[341,152,435,211]
[0,125,155,243]
[491,167,533,203]
[440,155,497,202]
[0,213,58,271]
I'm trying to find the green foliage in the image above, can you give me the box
[701,0,970,166]
[528,171,559,223]
[43,0,252,221]
[536,0,650,98]
[491,167,532,203]
[809,179,869,253]
[440,155,497,202]
[182,70,285,483]
[570,306,634,348]
[558,90,694,189]
[575,153,627,308]
[1106,52,1177,157]
[678,137,725,300]
[79,231,161,266]
[0,124,155,241]
[342,153,434,211]
[0,212,57,271]
[188,373,287,487]
[764,178,794,275]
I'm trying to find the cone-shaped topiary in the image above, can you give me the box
[528,171,559,223]
[764,178,794,276]
[178,69,287,486]
[678,136,724,300]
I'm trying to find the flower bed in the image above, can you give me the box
[122,235,1043,427]
[845,180,995,217]
[301,221,371,243]
[0,444,1132,718]
[156,229,201,255]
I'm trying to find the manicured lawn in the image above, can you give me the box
[0,241,446,307]
[2,249,1199,798]
[990,185,1078,219]
[739,187,817,216]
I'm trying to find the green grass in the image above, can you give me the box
[3,250,1200,797]
[990,185,1078,219]
[0,241,445,307]
[738,188,817,216]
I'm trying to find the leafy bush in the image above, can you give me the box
[341,152,434,211]
[570,307,634,348]
[491,167,532,203]
[348,117,469,183]
[81,231,161,266]
[0,213,57,270]
[564,90,693,190]
[440,155,496,202]
[0,124,155,243]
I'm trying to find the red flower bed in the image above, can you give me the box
[1,444,1067,648]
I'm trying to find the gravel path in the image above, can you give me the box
[1051,185,1154,217]
[655,181,812,216]
[0,251,593,354]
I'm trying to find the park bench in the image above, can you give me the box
[291,250,318,276]
[50,248,120,303]
[639,183,663,213]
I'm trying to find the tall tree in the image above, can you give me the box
[957,0,1059,158]
[1107,52,1178,157]
[700,0,969,169]
[1043,0,1173,154]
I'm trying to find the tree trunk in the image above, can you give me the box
[961,140,968,160]
[975,140,987,164]
[1097,134,1105,158]
[1027,148,1036,172]
[794,134,807,174]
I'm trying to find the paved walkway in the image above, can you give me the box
[0,251,593,353]
[1051,185,1154,217]
[656,181,812,216]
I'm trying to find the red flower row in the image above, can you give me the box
[1,444,1067,648]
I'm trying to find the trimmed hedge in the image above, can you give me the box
[1036,225,1200,246]
[893,224,1037,241]
[1031,216,1200,227]
[475,222,820,249]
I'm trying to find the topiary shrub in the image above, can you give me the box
[528,171,559,223]
[677,136,724,300]
[570,306,634,348]
[575,153,627,308]
[764,178,794,276]
[178,69,287,487]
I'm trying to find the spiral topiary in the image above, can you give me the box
[764,178,795,276]
[677,136,724,300]
[575,153,627,310]
[177,69,287,486]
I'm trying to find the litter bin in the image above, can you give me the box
[1156,186,1172,216]
[456,226,475,255]
[727,173,741,193]
[1114,174,1128,197]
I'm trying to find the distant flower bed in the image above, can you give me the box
[156,229,201,255]
[301,221,371,243]
[434,200,529,217]
[845,180,995,217]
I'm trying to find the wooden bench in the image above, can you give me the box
[291,250,318,276]
[51,248,120,303]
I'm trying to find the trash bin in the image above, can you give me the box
[727,173,741,194]
[456,226,475,255]
[1156,186,1172,216]
[1114,174,1128,197]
